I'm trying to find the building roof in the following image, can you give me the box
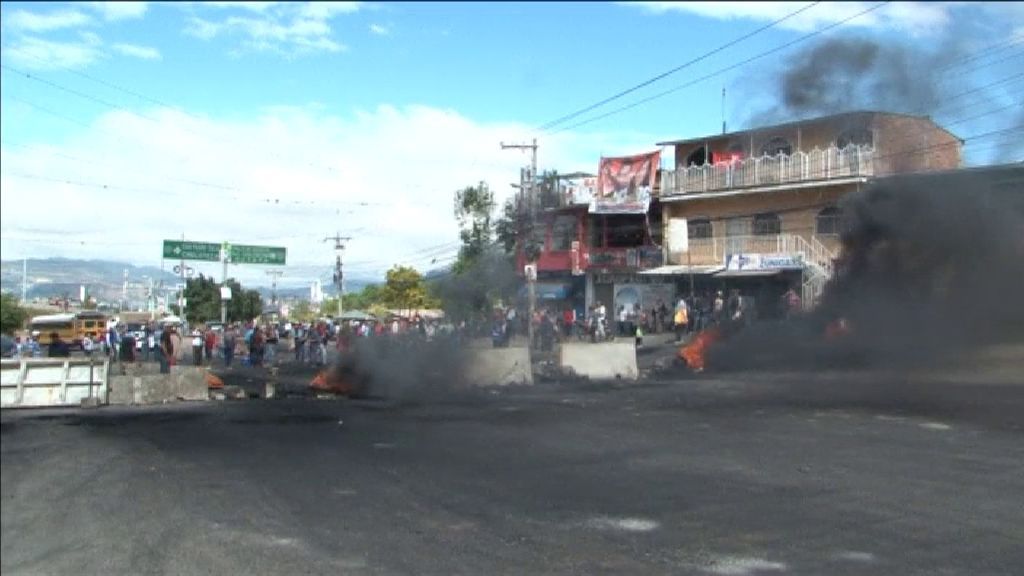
[656,110,962,147]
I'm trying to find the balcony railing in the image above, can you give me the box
[587,246,664,270]
[662,144,875,196]
[669,234,836,272]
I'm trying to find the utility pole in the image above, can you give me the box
[220,242,230,325]
[324,233,351,318]
[179,233,187,323]
[266,270,284,307]
[501,138,539,349]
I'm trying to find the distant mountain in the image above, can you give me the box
[0,258,377,305]
[0,258,180,302]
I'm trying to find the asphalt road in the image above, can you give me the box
[3,369,1023,575]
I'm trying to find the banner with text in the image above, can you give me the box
[592,150,660,214]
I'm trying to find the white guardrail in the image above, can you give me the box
[1,358,109,408]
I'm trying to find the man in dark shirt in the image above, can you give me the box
[120,333,137,363]
[48,332,71,358]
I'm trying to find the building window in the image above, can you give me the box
[606,215,646,248]
[551,214,577,251]
[760,137,793,157]
[816,206,842,235]
[688,218,712,239]
[685,146,708,167]
[753,213,781,236]
[837,128,873,149]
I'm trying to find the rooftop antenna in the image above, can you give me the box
[722,87,727,135]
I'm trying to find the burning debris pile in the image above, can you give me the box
[311,334,471,400]
[701,165,1024,372]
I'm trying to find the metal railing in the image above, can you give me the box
[662,144,875,195]
[670,233,836,271]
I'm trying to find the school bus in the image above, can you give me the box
[28,311,110,347]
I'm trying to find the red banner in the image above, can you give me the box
[593,150,660,214]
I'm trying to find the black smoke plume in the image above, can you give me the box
[324,248,519,401]
[741,37,965,128]
[707,165,1024,371]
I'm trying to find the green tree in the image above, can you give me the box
[382,265,432,313]
[453,181,495,273]
[321,297,341,318]
[494,195,541,261]
[1,293,28,335]
[290,300,315,323]
[182,274,221,323]
[341,284,385,311]
[181,276,263,324]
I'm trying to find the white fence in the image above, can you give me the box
[1,358,109,408]
[662,145,875,195]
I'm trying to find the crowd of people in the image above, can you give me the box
[6,287,806,368]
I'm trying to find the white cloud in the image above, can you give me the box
[205,1,281,12]
[112,43,161,60]
[629,2,953,35]
[183,1,359,55]
[298,2,361,19]
[369,23,390,36]
[1,33,104,71]
[3,9,93,32]
[85,2,148,21]
[184,17,223,40]
[0,105,657,284]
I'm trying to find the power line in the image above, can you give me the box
[545,2,891,135]
[537,1,823,131]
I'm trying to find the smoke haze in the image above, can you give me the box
[708,165,1024,372]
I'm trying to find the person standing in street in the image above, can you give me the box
[204,328,217,364]
[223,327,236,368]
[191,330,203,366]
[82,334,95,358]
[159,328,173,374]
[674,298,689,343]
[48,332,71,358]
[171,326,184,365]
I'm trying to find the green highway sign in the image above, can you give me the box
[228,244,287,265]
[163,240,221,262]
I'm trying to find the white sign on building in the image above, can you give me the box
[724,253,805,271]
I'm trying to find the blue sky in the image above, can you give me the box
[1,1,1022,287]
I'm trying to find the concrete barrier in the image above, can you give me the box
[463,347,533,387]
[108,365,208,405]
[1,358,109,408]
[560,342,639,381]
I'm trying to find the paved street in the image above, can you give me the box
[3,369,1023,575]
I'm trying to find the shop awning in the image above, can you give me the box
[639,264,725,275]
[713,269,784,278]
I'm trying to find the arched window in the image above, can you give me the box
[753,213,781,236]
[816,206,842,235]
[837,128,873,149]
[760,137,793,157]
[688,218,712,239]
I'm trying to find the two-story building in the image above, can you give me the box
[514,166,674,321]
[654,110,962,318]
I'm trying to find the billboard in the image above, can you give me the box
[562,176,597,206]
[592,150,661,214]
